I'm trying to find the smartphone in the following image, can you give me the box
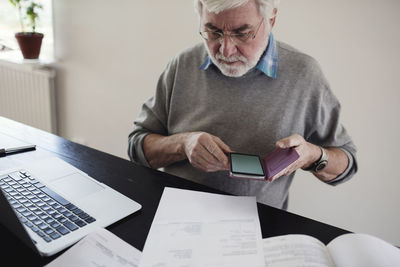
[229,148,299,181]
[229,153,266,180]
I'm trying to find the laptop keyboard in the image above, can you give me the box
[0,170,96,243]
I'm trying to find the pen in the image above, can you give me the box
[0,145,36,157]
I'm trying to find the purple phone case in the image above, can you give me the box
[262,148,299,179]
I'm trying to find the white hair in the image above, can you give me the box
[194,0,280,20]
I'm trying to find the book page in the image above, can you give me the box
[263,234,335,267]
[327,233,400,267]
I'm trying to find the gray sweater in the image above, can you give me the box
[128,41,357,209]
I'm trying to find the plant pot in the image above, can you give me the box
[15,32,44,59]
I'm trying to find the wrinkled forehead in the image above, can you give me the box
[200,0,261,29]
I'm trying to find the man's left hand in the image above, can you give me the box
[269,134,320,182]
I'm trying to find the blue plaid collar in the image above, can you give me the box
[199,33,278,79]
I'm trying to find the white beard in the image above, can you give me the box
[214,53,252,77]
[205,34,270,77]
[205,32,269,77]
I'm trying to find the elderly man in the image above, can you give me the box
[128,0,357,209]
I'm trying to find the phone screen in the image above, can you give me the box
[229,153,265,176]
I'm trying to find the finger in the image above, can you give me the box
[269,158,302,181]
[283,168,297,177]
[276,134,303,149]
[282,159,303,177]
[200,144,224,165]
[191,155,220,172]
[213,138,231,168]
[269,167,287,182]
[194,144,227,171]
[201,159,225,172]
[190,136,219,165]
[213,137,232,154]
[203,142,229,167]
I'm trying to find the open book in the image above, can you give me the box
[263,233,400,267]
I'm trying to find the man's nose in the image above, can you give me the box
[219,35,238,58]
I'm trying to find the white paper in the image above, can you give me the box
[46,228,141,267]
[139,187,265,267]
[327,233,400,267]
[263,234,335,267]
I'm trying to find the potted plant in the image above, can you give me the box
[9,0,43,59]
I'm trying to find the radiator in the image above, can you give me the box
[0,60,57,133]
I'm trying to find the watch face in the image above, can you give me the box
[315,160,328,172]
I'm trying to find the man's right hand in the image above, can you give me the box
[183,132,231,172]
[143,132,231,172]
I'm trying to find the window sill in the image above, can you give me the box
[0,50,56,71]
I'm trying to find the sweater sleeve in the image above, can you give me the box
[128,59,176,167]
[316,89,358,185]
[305,60,358,185]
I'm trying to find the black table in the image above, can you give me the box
[0,116,349,265]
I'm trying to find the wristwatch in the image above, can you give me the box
[304,146,328,172]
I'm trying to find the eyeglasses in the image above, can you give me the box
[199,18,264,45]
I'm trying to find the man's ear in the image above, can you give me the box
[270,8,278,28]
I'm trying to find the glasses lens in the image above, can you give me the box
[232,33,251,44]
[210,32,223,41]
[201,31,222,41]
[201,31,252,44]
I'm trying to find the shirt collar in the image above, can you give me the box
[199,33,278,79]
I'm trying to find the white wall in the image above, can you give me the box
[52,0,198,152]
[53,0,400,244]
[275,0,400,246]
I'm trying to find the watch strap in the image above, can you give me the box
[304,146,328,172]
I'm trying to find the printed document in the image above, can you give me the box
[139,187,265,267]
[46,228,141,267]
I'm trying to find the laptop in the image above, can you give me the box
[0,156,141,256]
